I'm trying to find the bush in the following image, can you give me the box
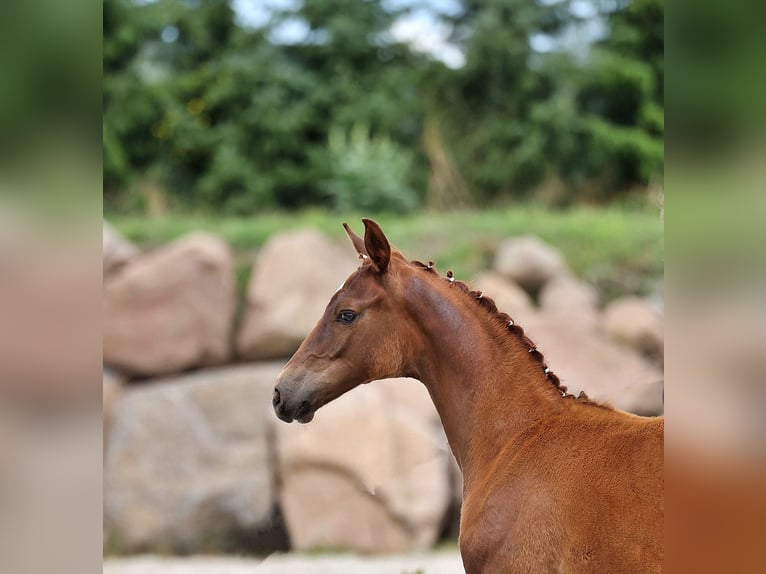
[321,124,420,213]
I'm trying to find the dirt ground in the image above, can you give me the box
[103,551,465,574]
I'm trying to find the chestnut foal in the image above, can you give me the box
[273,219,663,573]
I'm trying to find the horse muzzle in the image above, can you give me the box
[272,379,316,424]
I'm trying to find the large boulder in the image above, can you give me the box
[539,275,601,332]
[103,221,138,277]
[237,229,357,360]
[373,377,442,424]
[276,378,451,553]
[602,296,664,362]
[493,236,568,294]
[103,233,235,377]
[522,312,663,415]
[470,271,533,318]
[104,363,284,553]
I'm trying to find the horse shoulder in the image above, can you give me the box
[459,409,663,573]
[460,450,569,573]
[543,409,664,570]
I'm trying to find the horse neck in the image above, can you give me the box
[402,274,561,479]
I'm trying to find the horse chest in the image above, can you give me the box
[459,477,568,573]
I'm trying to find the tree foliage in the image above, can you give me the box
[104,0,664,214]
[565,0,664,197]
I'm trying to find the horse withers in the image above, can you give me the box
[273,219,663,573]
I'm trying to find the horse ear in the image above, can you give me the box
[343,222,367,257]
[362,218,390,273]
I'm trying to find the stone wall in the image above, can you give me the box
[103,223,663,554]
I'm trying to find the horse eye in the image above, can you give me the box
[337,310,357,324]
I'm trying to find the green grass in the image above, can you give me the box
[110,206,663,301]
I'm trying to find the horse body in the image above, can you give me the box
[460,410,663,573]
[273,219,663,573]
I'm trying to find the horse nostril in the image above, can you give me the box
[272,388,281,407]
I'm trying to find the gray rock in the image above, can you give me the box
[522,312,664,415]
[237,229,357,360]
[276,378,451,553]
[493,236,568,293]
[104,233,235,376]
[104,363,283,553]
[602,297,664,362]
[470,271,533,317]
[539,274,601,332]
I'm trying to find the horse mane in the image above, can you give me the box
[410,259,603,407]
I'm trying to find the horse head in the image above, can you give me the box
[272,219,417,423]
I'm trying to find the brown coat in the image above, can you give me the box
[274,219,664,573]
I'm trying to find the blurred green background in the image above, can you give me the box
[104,0,664,300]
[104,0,663,215]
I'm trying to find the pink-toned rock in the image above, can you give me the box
[470,271,533,318]
[374,377,441,424]
[103,370,122,453]
[237,229,357,360]
[103,221,138,277]
[276,379,451,553]
[104,233,235,377]
[522,312,663,415]
[602,297,664,362]
[539,275,601,331]
[493,236,568,293]
[104,363,283,553]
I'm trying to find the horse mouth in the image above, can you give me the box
[294,399,316,423]
[275,398,315,424]
[296,410,315,424]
